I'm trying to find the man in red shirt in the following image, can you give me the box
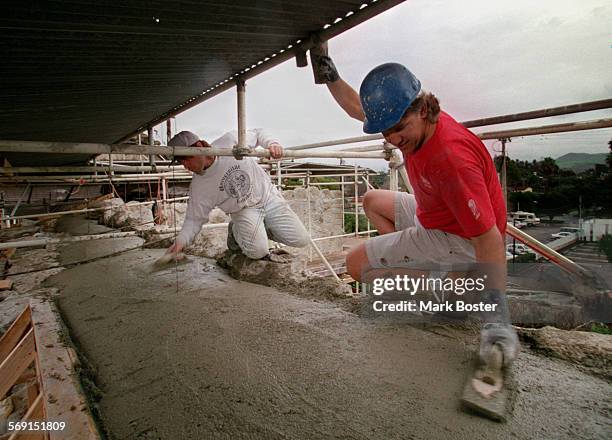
[312,54,518,367]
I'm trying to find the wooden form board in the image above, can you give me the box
[29,299,99,440]
[0,302,100,440]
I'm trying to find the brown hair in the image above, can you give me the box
[406,91,440,124]
[195,140,212,148]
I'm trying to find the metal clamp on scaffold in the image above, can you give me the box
[232,144,252,160]
[384,142,402,166]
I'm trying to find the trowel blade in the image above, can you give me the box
[149,253,191,273]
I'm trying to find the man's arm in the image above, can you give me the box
[471,225,506,291]
[166,188,212,255]
[309,42,365,122]
[437,164,518,366]
[250,128,284,159]
[326,79,365,122]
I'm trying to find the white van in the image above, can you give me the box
[509,211,540,226]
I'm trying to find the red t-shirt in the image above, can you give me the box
[405,111,506,238]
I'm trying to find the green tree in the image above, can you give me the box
[598,234,612,262]
[344,214,370,234]
[538,191,570,221]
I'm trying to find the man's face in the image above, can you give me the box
[178,140,214,174]
[179,155,205,174]
[381,109,427,154]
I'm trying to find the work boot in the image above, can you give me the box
[479,323,520,368]
[263,248,293,264]
[226,221,242,253]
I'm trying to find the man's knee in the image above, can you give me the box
[362,190,379,216]
[363,189,393,217]
[346,244,368,282]
[242,243,269,260]
[286,230,310,248]
[267,220,310,248]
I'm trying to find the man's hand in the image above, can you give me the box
[166,241,184,256]
[310,42,340,84]
[268,142,284,160]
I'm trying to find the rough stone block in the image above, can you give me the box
[217,250,352,301]
[517,326,612,379]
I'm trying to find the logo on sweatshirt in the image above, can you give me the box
[220,165,252,203]
[468,199,480,219]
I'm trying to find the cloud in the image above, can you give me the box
[174,0,612,169]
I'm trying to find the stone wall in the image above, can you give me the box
[282,187,345,255]
[96,187,346,259]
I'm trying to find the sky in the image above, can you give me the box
[170,0,612,171]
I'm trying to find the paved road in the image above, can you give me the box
[505,223,576,245]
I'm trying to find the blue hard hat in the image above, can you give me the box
[359,63,422,134]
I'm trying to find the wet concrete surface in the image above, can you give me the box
[57,236,144,266]
[55,215,115,235]
[46,242,610,440]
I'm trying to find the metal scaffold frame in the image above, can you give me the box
[1,94,611,281]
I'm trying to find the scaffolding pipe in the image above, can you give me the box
[148,127,156,168]
[276,167,374,173]
[478,118,612,140]
[354,165,359,237]
[311,230,378,242]
[0,170,191,179]
[301,181,355,186]
[361,175,375,191]
[0,166,179,174]
[501,138,508,204]
[288,134,383,151]
[0,141,387,160]
[289,100,612,151]
[308,238,342,282]
[341,142,387,152]
[0,176,193,185]
[2,196,190,221]
[10,183,30,217]
[398,165,413,193]
[389,167,398,192]
[0,171,376,185]
[341,175,345,231]
[1,172,376,186]
[462,98,612,128]
[365,172,371,234]
[342,118,612,152]
[265,172,371,179]
[306,172,312,261]
[237,78,247,149]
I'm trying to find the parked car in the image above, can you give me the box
[551,231,575,239]
[506,243,534,255]
[514,221,527,229]
[509,211,540,226]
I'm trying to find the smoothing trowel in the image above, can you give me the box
[149,252,192,273]
[461,344,509,422]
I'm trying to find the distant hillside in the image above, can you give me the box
[555,152,607,172]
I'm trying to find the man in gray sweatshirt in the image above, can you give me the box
[165,129,309,260]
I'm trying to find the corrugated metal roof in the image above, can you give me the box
[1,1,404,167]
